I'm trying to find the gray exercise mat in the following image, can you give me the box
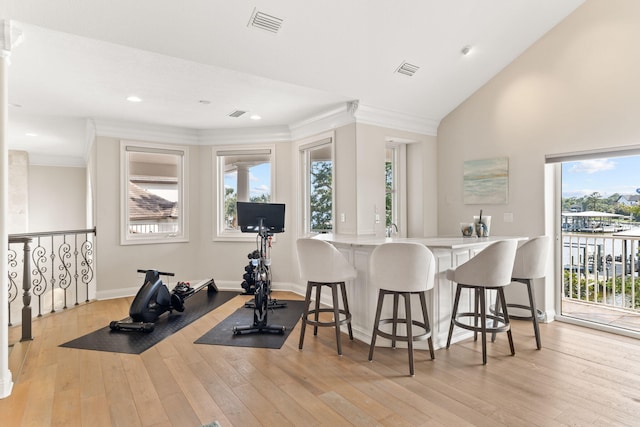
[195,300,305,349]
[60,290,238,354]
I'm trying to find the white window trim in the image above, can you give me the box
[297,131,334,237]
[120,140,189,245]
[386,141,407,238]
[213,144,276,241]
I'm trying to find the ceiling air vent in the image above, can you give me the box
[248,9,283,33]
[228,110,247,118]
[395,61,420,77]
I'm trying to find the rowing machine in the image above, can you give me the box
[109,269,217,333]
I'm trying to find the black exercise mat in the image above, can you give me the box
[60,290,238,354]
[194,300,305,349]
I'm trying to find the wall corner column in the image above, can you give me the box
[0,19,23,399]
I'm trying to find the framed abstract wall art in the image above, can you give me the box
[463,157,509,204]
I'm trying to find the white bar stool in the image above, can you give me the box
[368,242,436,376]
[493,236,550,349]
[296,238,357,355]
[445,240,518,365]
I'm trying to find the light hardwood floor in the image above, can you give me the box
[3,291,640,426]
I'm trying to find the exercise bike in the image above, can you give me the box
[232,202,287,335]
[241,249,287,310]
[109,269,217,333]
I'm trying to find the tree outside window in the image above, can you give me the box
[310,160,332,232]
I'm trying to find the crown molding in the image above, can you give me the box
[353,104,439,136]
[289,101,439,139]
[197,126,291,145]
[84,102,437,159]
[92,118,199,145]
[289,102,357,140]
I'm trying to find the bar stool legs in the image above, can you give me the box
[299,281,353,356]
[492,278,543,349]
[369,289,434,376]
[524,278,542,350]
[447,284,514,365]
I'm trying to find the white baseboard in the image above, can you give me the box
[96,286,143,300]
[270,281,306,297]
[543,309,556,323]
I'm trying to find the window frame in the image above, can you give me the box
[385,141,407,237]
[298,132,334,236]
[120,140,189,245]
[213,144,276,241]
[546,145,640,335]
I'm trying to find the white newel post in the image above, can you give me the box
[0,19,23,399]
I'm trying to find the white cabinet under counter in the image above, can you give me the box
[312,233,526,350]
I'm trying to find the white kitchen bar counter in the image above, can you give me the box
[312,233,526,350]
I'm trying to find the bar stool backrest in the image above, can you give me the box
[448,240,518,287]
[370,242,435,292]
[512,236,550,280]
[296,238,357,283]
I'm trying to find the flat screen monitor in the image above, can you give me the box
[236,202,286,234]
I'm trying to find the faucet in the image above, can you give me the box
[386,223,398,237]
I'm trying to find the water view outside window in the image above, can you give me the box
[561,155,640,331]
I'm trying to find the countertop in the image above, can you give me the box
[313,233,526,250]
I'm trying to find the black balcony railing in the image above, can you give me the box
[7,227,96,341]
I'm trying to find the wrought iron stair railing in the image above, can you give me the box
[7,227,96,341]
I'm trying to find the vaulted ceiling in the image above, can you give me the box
[2,0,585,165]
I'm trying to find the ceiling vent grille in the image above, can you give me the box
[395,62,420,77]
[228,110,247,118]
[248,9,283,33]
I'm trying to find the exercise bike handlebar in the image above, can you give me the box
[136,269,175,277]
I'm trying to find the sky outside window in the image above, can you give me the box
[224,162,271,198]
[562,156,640,198]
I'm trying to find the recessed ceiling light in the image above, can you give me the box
[126,96,142,103]
[461,45,472,56]
[10,103,22,108]
[250,115,262,120]
[199,100,211,105]
[25,132,38,137]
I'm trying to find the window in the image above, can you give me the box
[547,145,640,335]
[215,146,274,239]
[299,134,333,235]
[385,146,397,229]
[120,141,188,245]
[385,141,407,236]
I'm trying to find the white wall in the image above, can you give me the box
[354,123,438,238]
[333,123,357,235]
[8,150,28,233]
[437,0,640,316]
[28,164,86,232]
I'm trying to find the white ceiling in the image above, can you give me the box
[2,0,585,165]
